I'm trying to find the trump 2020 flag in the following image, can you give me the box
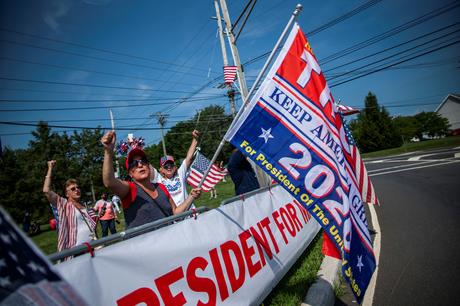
[0,207,87,306]
[225,23,376,303]
[187,151,228,192]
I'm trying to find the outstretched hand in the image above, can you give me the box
[190,188,202,199]
[47,160,56,169]
[101,130,116,152]
[192,130,199,140]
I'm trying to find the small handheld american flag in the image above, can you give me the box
[223,66,238,85]
[337,103,360,116]
[187,152,228,192]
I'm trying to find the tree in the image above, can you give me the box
[352,92,402,152]
[414,112,450,139]
[393,116,419,142]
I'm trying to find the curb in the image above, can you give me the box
[302,255,341,306]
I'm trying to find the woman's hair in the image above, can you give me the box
[64,179,78,192]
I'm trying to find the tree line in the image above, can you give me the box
[0,96,450,223]
[349,92,450,153]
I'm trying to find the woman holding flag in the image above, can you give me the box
[100,131,201,229]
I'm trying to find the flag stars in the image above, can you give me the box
[8,252,18,262]
[28,261,46,274]
[0,233,11,244]
[0,276,11,287]
[259,127,274,143]
[8,230,18,242]
[357,255,364,273]
[17,267,25,276]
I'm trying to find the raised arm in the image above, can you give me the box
[43,160,59,205]
[101,131,130,199]
[184,130,199,169]
[170,188,201,215]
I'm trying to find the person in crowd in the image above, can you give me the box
[209,187,217,199]
[43,160,98,252]
[22,210,31,234]
[101,131,201,229]
[111,194,122,214]
[93,193,118,237]
[151,130,199,208]
[219,160,227,182]
[227,149,260,195]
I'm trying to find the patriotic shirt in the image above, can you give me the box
[152,160,194,208]
[54,196,97,253]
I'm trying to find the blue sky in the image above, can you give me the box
[0,0,459,149]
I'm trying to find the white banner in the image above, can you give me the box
[55,186,320,305]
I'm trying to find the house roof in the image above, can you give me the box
[435,93,460,113]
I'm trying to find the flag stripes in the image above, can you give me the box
[187,152,227,192]
[337,104,360,116]
[344,120,379,205]
[223,66,237,85]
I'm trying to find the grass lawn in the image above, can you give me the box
[362,135,460,158]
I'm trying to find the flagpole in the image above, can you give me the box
[109,108,121,179]
[197,4,302,189]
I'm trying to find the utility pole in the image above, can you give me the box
[213,0,237,117]
[155,112,168,156]
[219,0,249,100]
[217,0,272,187]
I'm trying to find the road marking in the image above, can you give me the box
[363,203,381,306]
[407,152,445,161]
[369,160,460,177]
[368,159,444,173]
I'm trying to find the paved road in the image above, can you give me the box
[338,147,460,306]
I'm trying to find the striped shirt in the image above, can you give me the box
[54,196,97,254]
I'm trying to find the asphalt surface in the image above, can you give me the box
[336,147,460,306]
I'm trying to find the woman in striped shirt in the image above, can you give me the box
[43,160,98,253]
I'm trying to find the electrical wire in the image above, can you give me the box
[0,27,212,73]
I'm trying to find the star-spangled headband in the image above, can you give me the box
[116,136,145,156]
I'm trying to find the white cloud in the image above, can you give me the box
[42,0,72,33]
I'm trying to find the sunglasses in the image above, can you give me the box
[162,163,175,170]
[129,159,149,169]
[68,186,80,192]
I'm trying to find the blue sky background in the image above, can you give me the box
[0,0,459,149]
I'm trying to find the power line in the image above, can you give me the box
[0,117,233,131]
[0,56,203,87]
[0,77,213,94]
[0,27,212,73]
[330,39,460,87]
[1,39,210,78]
[307,0,382,37]
[0,94,225,103]
[13,115,232,124]
[242,0,383,67]
[0,96,226,112]
[319,0,460,65]
[324,22,460,74]
[327,30,460,82]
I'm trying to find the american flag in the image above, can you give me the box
[187,152,228,192]
[342,119,379,205]
[223,66,238,85]
[0,208,87,305]
[337,103,360,116]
